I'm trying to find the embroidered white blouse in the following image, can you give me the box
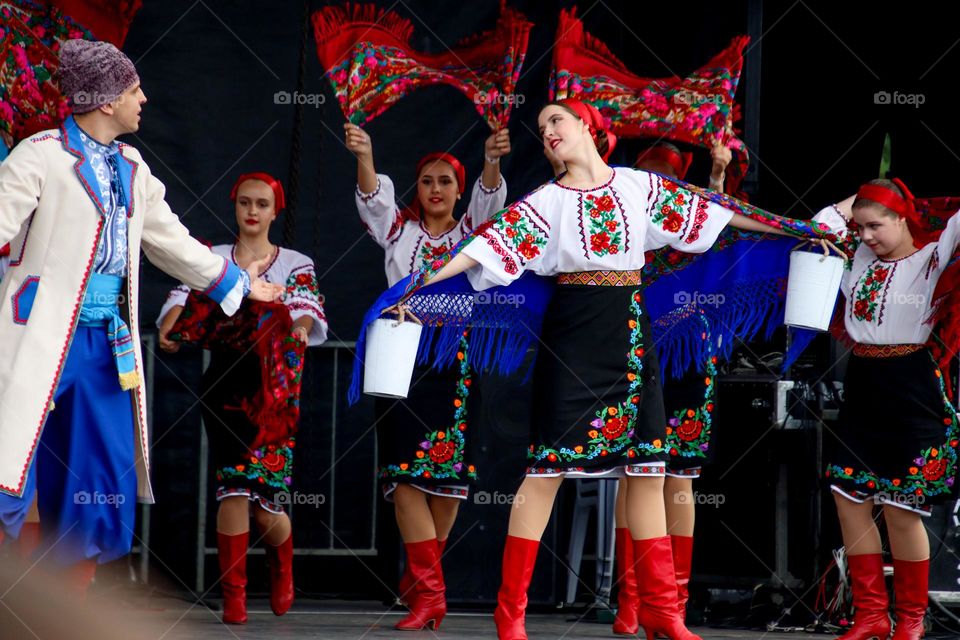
[158,244,328,346]
[812,204,960,345]
[459,168,736,289]
[356,173,507,286]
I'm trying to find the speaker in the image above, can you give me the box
[692,373,822,588]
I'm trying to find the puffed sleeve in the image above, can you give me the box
[355,174,405,248]
[461,192,551,289]
[641,171,734,253]
[283,253,328,346]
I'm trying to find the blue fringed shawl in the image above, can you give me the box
[348,177,837,404]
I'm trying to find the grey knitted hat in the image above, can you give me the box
[58,39,140,114]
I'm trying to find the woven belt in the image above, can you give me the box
[556,270,642,287]
[852,343,923,358]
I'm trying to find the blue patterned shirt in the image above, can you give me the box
[74,119,129,276]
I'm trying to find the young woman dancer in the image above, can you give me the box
[158,172,327,624]
[388,99,831,640]
[346,122,510,630]
[812,179,958,640]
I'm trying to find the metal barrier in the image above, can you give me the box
[132,336,379,592]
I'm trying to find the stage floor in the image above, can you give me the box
[131,598,828,639]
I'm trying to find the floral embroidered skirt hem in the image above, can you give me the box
[526,284,668,477]
[375,334,478,495]
[826,348,959,516]
[201,351,294,514]
[661,356,718,479]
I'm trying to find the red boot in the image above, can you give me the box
[672,535,694,621]
[266,532,294,616]
[217,531,248,625]
[493,536,540,640]
[65,559,98,599]
[891,559,928,640]
[836,554,891,640]
[634,537,702,640]
[400,537,447,609]
[395,539,446,630]
[18,522,41,559]
[613,528,640,635]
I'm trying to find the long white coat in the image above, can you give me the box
[0,124,236,503]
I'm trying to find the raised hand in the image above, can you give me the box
[344,122,372,160]
[484,128,511,162]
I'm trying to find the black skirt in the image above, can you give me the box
[662,360,716,477]
[827,347,959,514]
[201,350,294,513]
[526,283,667,476]
[375,333,478,495]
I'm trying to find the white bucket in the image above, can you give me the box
[784,250,844,331]
[363,318,424,398]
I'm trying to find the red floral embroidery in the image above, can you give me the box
[922,459,947,481]
[602,416,627,440]
[583,190,624,257]
[260,453,287,472]
[493,206,547,264]
[677,419,703,442]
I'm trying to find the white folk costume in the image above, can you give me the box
[356,168,506,501]
[357,173,506,287]
[461,168,733,477]
[813,202,960,516]
[0,116,249,565]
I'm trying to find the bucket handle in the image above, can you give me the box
[792,238,847,261]
[381,302,423,326]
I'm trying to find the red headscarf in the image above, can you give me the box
[404,152,466,222]
[855,178,928,248]
[230,172,287,213]
[558,99,617,162]
[636,144,693,180]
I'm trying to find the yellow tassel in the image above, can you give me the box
[119,371,140,391]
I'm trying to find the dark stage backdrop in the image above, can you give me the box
[123,0,958,598]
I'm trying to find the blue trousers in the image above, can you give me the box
[0,326,137,565]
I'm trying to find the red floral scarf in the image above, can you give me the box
[312,2,532,129]
[0,1,94,143]
[170,293,307,450]
[49,0,142,47]
[549,7,749,196]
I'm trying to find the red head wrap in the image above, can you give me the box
[230,172,287,213]
[855,178,927,248]
[405,152,466,222]
[635,145,694,180]
[557,99,617,162]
